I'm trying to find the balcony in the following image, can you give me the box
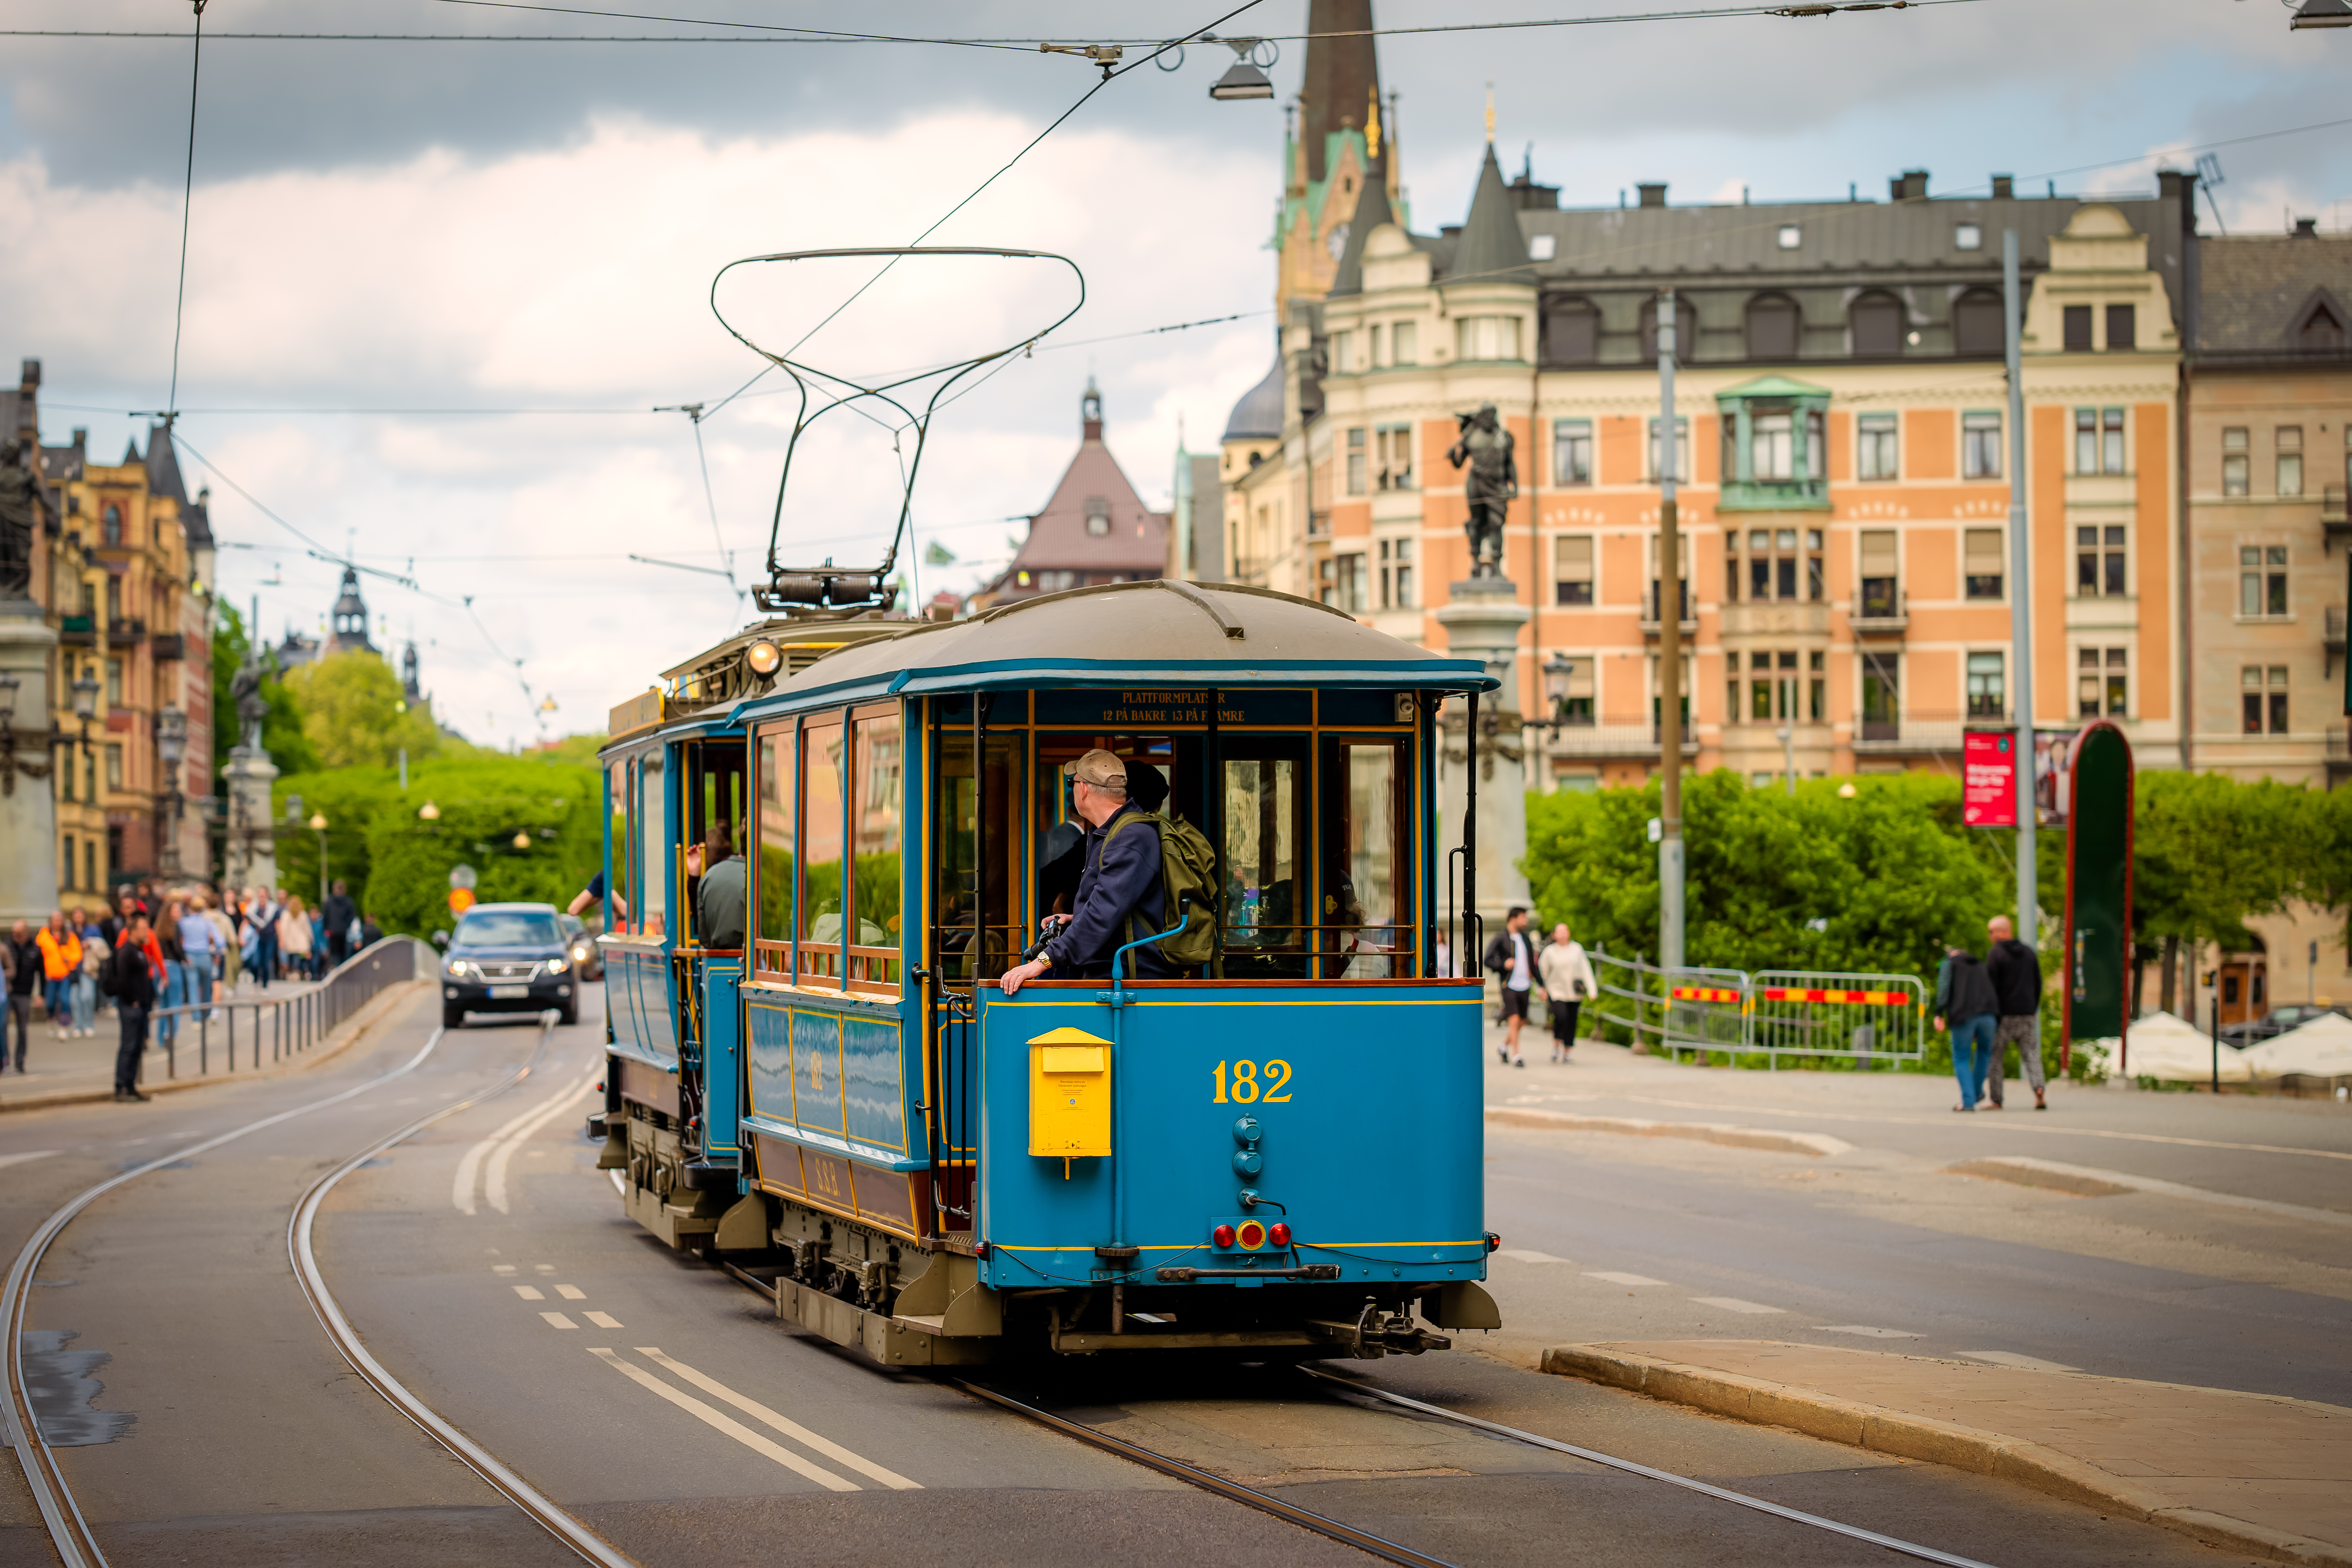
[57,614,93,646]
[2324,485,2348,552]
[107,617,146,643]
[1717,475,1828,513]
[151,632,185,662]
[2330,726,2352,781]
[1850,579,1908,635]
[1851,711,1980,755]
[2327,604,2346,679]
[1721,600,1828,638]
[1547,723,1701,758]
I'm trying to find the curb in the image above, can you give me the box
[1541,1342,2352,1568]
[1486,1105,1853,1158]
[0,980,431,1114]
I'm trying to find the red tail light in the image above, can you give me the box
[1269,1221,1291,1247]
[1212,1224,1236,1248]
[1237,1220,1266,1250]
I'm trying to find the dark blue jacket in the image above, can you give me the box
[1047,803,1169,979]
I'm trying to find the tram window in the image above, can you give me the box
[849,705,903,992]
[933,731,1022,982]
[686,740,749,949]
[1222,740,1308,979]
[641,749,669,938]
[1322,739,1409,979]
[754,723,796,980]
[800,713,846,985]
[608,759,631,934]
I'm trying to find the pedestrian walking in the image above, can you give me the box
[1536,922,1597,1063]
[73,910,106,1039]
[36,912,79,1041]
[249,886,281,988]
[307,905,327,978]
[278,895,314,980]
[177,896,222,1016]
[204,892,239,996]
[154,903,187,1059]
[322,879,358,968]
[3,921,36,1071]
[101,915,157,1102]
[1482,906,1537,1069]
[1984,915,2047,1112]
[1934,939,2000,1112]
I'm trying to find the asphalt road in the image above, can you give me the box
[0,987,2287,1568]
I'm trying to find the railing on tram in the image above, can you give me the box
[918,931,992,1247]
[146,937,424,1081]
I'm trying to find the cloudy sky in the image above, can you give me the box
[4,0,2345,748]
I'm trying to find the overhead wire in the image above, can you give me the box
[166,1,206,418]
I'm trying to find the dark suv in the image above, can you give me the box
[437,902,579,1028]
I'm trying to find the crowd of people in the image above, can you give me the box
[0,879,382,1102]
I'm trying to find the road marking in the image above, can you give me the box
[541,1312,577,1329]
[1954,1155,2352,1228]
[454,1089,569,1216]
[1956,1350,2080,1372]
[514,1285,545,1300]
[486,1077,601,1214]
[1690,1295,1783,1314]
[584,1311,624,1329]
[636,1347,920,1489]
[1496,1248,1568,1263]
[0,1152,57,1172]
[1584,1271,1667,1287]
[493,1264,517,1274]
[1817,1324,1919,1338]
[535,1263,555,1273]
[555,1285,585,1300]
[590,1348,859,1491]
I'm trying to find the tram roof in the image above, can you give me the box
[728,579,1495,722]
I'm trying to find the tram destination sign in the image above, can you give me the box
[1034,688,1315,728]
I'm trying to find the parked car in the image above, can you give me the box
[434,902,579,1028]
[2222,1001,2348,1046]
[559,912,604,980]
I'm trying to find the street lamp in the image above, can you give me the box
[309,811,328,905]
[1776,724,1795,797]
[1837,780,1858,800]
[1207,37,1276,99]
[1542,652,1578,735]
[2291,0,2351,28]
[68,665,98,800]
[511,830,532,851]
[0,669,20,798]
[156,703,186,877]
[417,799,440,821]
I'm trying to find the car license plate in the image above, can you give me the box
[488,984,530,999]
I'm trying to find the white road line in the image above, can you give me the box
[1817,1324,1920,1338]
[486,1076,600,1215]
[1690,1295,1784,1315]
[636,1347,920,1489]
[0,1152,57,1172]
[584,1311,624,1329]
[1956,1349,2080,1372]
[1585,1270,1667,1287]
[540,1312,577,1329]
[493,1264,517,1274]
[534,1263,555,1273]
[591,1348,860,1491]
[454,1091,565,1216]
[1960,1155,2352,1229]
[555,1285,586,1300]
[1496,1248,1568,1264]
[514,1285,545,1301]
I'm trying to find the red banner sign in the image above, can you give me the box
[1963,730,2017,828]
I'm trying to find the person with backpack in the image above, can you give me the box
[1935,938,2001,1113]
[102,913,159,1102]
[999,750,1175,993]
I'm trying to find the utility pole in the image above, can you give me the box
[2004,232,2036,941]
[1657,291,1685,973]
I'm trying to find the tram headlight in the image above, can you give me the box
[746,639,782,676]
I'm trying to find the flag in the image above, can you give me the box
[924,540,957,566]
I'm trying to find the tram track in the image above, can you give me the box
[2,1011,630,1568]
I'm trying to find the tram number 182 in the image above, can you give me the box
[1210,1060,1294,1103]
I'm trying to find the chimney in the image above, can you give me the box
[1637,182,1667,209]
[1991,174,2014,199]
[18,359,38,392]
[1890,170,1929,202]
[2294,216,2319,237]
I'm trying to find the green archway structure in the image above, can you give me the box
[2062,720,2134,1073]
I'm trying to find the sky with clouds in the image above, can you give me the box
[3,0,2344,749]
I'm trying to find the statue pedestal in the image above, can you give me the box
[223,746,280,890]
[1434,577,1532,950]
[0,599,59,924]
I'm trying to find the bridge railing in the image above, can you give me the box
[1585,948,1928,1068]
[147,937,425,1079]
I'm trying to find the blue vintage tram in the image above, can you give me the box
[595,579,1503,1362]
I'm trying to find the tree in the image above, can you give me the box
[209,601,314,780]
[2132,772,2303,1014]
[362,758,601,936]
[282,649,441,770]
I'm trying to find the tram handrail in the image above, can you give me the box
[139,937,425,1082]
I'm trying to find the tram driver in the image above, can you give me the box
[998,749,1168,993]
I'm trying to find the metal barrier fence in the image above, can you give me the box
[1586,947,1927,1067]
[145,937,425,1081]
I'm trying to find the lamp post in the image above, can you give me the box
[417,799,440,821]
[156,703,186,877]
[69,665,98,806]
[511,830,532,851]
[0,669,18,797]
[1542,652,1577,739]
[309,811,328,905]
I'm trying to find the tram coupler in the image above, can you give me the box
[1305,1301,1452,1358]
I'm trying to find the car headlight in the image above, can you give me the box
[571,945,590,964]
[545,956,568,975]
[445,960,475,980]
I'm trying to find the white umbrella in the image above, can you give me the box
[2111,1010,2251,1083]
[2243,1011,2352,1079]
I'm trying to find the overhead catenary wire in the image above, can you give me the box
[166,1,207,418]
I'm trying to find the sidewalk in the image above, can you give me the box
[1545,1338,2352,1567]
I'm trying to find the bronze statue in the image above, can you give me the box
[0,440,39,601]
[1446,404,1516,578]
[230,651,268,752]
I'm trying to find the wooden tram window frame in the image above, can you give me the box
[1317,732,1417,980]
[797,710,848,989]
[751,718,796,984]
[843,701,904,998]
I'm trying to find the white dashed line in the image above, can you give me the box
[1956,1350,2080,1372]
[514,1285,545,1301]
[541,1311,577,1329]
[555,1285,586,1300]
[0,1152,58,1172]
[1690,1296,1784,1314]
[534,1264,556,1274]
[486,1079,600,1214]
[636,1347,920,1489]
[590,1348,859,1490]
[1495,1249,1569,1264]
[1817,1324,1920,1338]
[493,1264,517,1275]
[1584,1271,1668,1287]
[584,1311,624,1329]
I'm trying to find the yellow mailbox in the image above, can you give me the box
[1028,1026,1112,1157]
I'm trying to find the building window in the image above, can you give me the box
[1554,535,1593,606]
[2243,666,2291,735]
[1647,417,1690,483]
[1552,418,1592,486]
[1545,299,1598,365]
[105,744,122,792]
[1556,656,1594,726]
[1368,324,1383,367]
[1454,315,1522,362]
[1733,527,1821,603]
[1962,411,2002,478]
[2079,648,2128,718]
[1955,222,1983,252]
[106,657,123,706]
[1966,651,2006,720]
[85,840,97,893]
[1851,292,1904,357]
[1952,289,2003,355]
[61,834,74,888]
[1392,320,1418,365]
[1809,650,1826,722]
[2239,545,2288,616]
[1777,224,1802,250]
[1858,528,1898,617]
[2277,426,2304,497]
[2222,426,2249,496]
[1084,496,1110,537]
[1752,412,1794,480]
[2077,526,2127,597]
[1375,424,1414,490]
[1330,330,1356,374]
[1861,652,1900,738]
[1857,413,1898,480]
[1964,527,2005,600]
[2063,305,2094,352]
[2106,303,2135,351]
[2301,302,2345,352]
[1338,552,1368,613]
[2076,408,2125,474]
[1377,539,1415,609]
[106,577,121,623]
[101,503,122,547]
[1639,296,1696,364]
[1746,294,1799,360]
[1346,428,1367,496]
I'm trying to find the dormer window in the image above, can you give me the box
[1085,497,1110,536]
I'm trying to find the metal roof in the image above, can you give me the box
[728,578,1494,722]
[1221,352,1284,441]
[1449,144,1534,288]
[2193,230,2352,360]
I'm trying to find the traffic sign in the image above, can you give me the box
[449,863,478,891]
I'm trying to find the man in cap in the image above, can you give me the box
[999,750,1168,993]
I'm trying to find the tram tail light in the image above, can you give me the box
[1212,1224,1236,1249]
[1237,1220,1266,1250]
[1269,1221,1291,1248]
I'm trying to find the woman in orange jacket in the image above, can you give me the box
[35,915,80,1038]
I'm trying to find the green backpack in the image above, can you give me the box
[1101,809,1220,971]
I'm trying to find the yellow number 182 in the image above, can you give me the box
[1210,1060,1293,1103]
